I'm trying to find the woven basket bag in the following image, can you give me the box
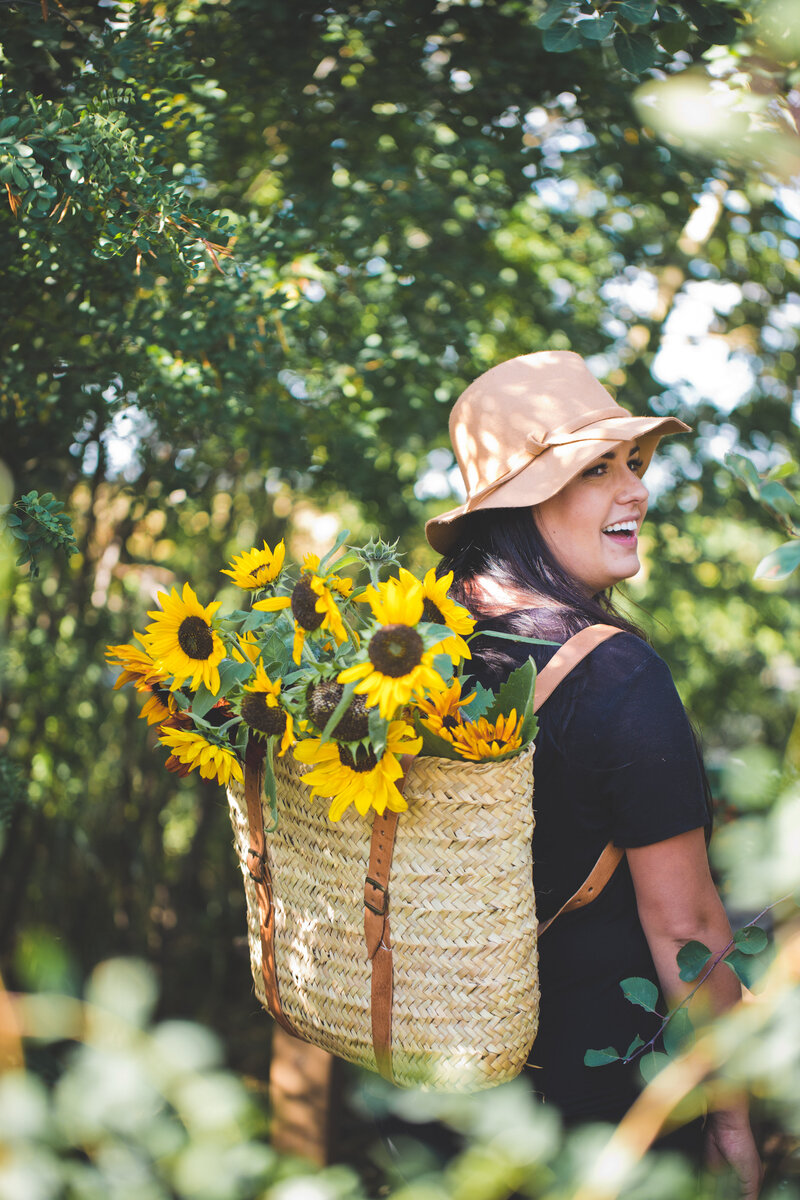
[226,625,623,1091]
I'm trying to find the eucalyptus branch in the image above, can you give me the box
[622,893,793,1065]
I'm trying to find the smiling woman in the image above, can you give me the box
[428,352,762,1197]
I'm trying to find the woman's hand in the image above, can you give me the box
[705,1109,763,1199]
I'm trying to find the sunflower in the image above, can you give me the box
[254,552,353,665]
[231,630,260,665]
[145,583,226,694]
[158,727,244,786]
[415,677,476,741]
[448,710,524,762]
[139,682,178,726]
[240,663,294,756]
[221,540,285,590]
[293,720,422,821]
[416,568,475,664]
[105,634,165,691]
[339,572,448,719]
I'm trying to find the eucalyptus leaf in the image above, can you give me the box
[620,976,660,1013]
[723,948,760,989]
[677,939,712,982]
[614,29,658,72]
[725,452,761,500]
[766,460,797,482]
[639,1050,670,1083]
[536,0,573,30]
[759,480,797,517]
[542,22,582,52]
[584,1046,620,1067]
[733,924,768,956]
[663,1006,694,1057]
[616,0,657,24]
[624,1034,645,1060]
[754,540,800,582]
[579,12,615,40]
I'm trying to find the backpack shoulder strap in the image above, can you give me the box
[533,623,622,712]
[532,623,625,936]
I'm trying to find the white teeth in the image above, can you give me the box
[603,521,637,534]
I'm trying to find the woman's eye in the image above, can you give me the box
[582,463,606,478]
[628,457,644,474]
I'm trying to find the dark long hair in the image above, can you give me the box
[436,506,646,642]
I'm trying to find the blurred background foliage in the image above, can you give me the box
[2,0,800,1193]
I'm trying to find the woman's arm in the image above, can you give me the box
[627,829,762,1199]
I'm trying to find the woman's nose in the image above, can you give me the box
[617,472,649,504]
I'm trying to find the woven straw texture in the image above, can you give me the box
[227,745,539,1091]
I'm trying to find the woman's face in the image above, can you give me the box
[533,439,649,595]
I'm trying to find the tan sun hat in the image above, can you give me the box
[425,350,690,554]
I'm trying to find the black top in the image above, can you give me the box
[469,612,710,1122]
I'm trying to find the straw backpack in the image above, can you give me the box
[227,625,623,1091]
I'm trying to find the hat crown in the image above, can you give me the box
[450,351,626,497]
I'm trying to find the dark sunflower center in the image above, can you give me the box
[338,743,378,774]
[291,577,325,631]
[442,714,461,731]
[177,615,214,660]
[241,693,287,736]
[422,597,445,624]
[150,683,172,705]
[368,624,423,678]
[307,681,370,741]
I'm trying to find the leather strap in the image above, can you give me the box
[532,623,621,713]
[538,842,624,935]
[532,624,626,935]
[244,738,298,1038]
[363,754,414,1082]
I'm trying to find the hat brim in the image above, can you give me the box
[425,415,689,554]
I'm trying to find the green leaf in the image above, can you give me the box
[754,540,800,582]
[584,1046,621,1067]
[620,976,660,1013]
[542,22,583,52]
[657,4,682,19]
[733,924,768,956]
[458,680,495,721]
[4,513,22,526]
[318,528,351,571]
[616,0,657,23]
[0,117,19,135]
[663,1006,694,1057]
[216,657,255,693]
[766,460,797,482]
[723,948,760,989]
[368,707,388,758]
[536,0,573,30]
[677,939,712,982]
[624,1034,645,1059]
[14,142,34,158]
[639,1050,670,1083]
[485,657,537,745]
[725,452,761,500]
[759,480,797,517]
[657,20,690,52]
[614,30,658,71]
[188,684,220,719]
[579,12,616,40]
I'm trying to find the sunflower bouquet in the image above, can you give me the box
[106,534,539,824]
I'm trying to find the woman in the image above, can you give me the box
[426,351,761,1196]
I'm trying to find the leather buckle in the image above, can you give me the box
[247,847,267,884]
[364,876,388,916]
